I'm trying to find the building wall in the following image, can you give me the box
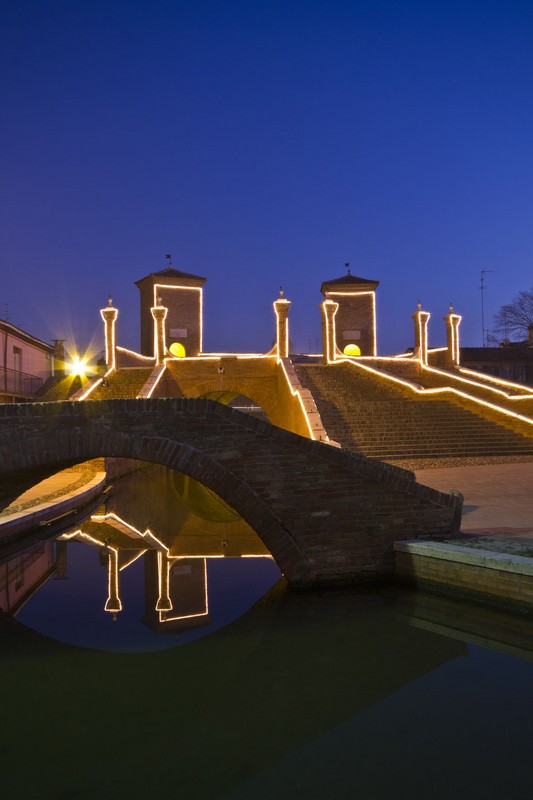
[0,322,54,399]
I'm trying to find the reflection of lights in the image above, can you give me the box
[158,558,208,623]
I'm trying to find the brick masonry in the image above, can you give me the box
[0,397,462,587]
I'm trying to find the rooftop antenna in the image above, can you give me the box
[2,303,8,321]
[165,253,172,268]
[480,269,494,346]
[345,261,351,275]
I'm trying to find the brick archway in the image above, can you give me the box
[0,398,462,587]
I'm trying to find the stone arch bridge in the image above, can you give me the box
[0,398,461,587]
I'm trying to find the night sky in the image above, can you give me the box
[1,0,532,359]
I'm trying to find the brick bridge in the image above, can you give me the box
[0,398,461,587]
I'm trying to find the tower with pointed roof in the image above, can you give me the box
[320,265,379,356]
[135,263,207,358]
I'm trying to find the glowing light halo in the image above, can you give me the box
[68,355,88,377]
[169,342,186,358]
[343,343,361,356]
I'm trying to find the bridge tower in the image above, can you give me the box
[135,264,207,358]
[320,267,379,357]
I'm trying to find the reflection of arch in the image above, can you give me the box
[172,472,241,522]
[343,343,361,356]
[169,342,186,358]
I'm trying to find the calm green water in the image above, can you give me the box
[1,464,533,799]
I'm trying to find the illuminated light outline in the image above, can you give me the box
[119,550,147,571]
[139,363,167,398]
[412,308,431,365]
[458,367,533,396]
[337,357,533,428]
[326,290,377,356]
[153,283,204,354]
[57,530,123,612]
[151,304,168,364]
[158,557,209,623]
[75,366,114,401]
[278,357,330,441]
[90,513,170,552]
[420,361,533,407]
[156,551,173,612]
[116,346,157,362]
[100,305,118,370]
[273,298,291,360]
[105,546,122,613]
[166,353,275,360]
[321,298,339,364]
[444,313,462,365]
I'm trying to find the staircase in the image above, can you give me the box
[295,363,533,463]
[88,368,154,400]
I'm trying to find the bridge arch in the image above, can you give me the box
[0,398,462,587]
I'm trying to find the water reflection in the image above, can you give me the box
[2,464,533,797]
[1,464,281,651]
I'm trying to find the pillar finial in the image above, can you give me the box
[345,261,350,275]
[107,295,113,307]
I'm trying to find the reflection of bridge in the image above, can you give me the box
[0,398,461,587]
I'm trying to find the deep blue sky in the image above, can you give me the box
[1,0,532,358]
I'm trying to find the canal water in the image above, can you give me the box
[1,463,533,799]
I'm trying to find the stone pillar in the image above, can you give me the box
[151,301,168,365]
[321,295,339,364]
[104,548,122,617]
[273,289,291,359]
[412,303,431,365]
[444,304,462,368]
[156,552,173,612]
[100,297,118,371]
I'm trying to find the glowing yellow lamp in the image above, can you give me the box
[343,344,361,356]
[68,355,88,376]
[169,342,186,358]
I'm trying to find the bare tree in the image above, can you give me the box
[487,286,533,344]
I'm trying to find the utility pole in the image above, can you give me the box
[480,269,494,346]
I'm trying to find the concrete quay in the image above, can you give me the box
[396,459,533,611]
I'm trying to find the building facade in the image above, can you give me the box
[0,320,55,402]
